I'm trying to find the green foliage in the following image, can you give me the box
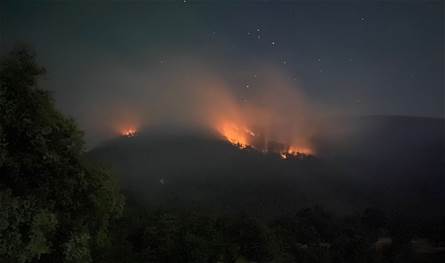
[114,209,272,262]
[0,47,123,263]
[0,190,57,263]
[102,201,445,263]
[63,232,92,263]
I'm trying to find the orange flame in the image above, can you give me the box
[279,146,314,159]
[286,146,313,155]
[121,128,137,137]
[217,120,314,158]
[217,121,254,149]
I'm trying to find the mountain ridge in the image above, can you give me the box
[88,115,444,218]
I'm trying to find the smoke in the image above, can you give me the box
[48,56,327,152]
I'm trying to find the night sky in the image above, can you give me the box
[1,1,443,145]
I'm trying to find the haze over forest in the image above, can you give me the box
[0,1,444,263]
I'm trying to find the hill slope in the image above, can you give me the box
[89,116,445,218]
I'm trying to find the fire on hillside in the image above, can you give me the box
[216,121,313,159]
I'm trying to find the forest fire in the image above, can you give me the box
[121,128,137,137]
[279,146,314,159]
[217,122,254,149]
[286,146,313,156]
[217,121,313,158]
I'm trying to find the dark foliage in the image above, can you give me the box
[0,47,123,263]
[102,200,445,263]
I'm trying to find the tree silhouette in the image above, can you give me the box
[0,47,123,263]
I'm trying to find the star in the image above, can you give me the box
[271,41,276,46]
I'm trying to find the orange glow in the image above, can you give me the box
[279,146,314,159]
[216,120,314,158]
[121,128,137,137]
[286,146,313,156]
[217,121,253,149]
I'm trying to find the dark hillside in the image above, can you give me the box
[90,116,445,219]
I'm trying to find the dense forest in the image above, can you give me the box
[1,48,444,263]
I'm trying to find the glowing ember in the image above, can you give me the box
[121,128,137,137]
